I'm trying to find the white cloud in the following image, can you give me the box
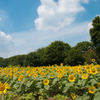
[88,15,100,32]
[0,30,16,58]
[88,22,93,32]
[96,15,100,17]
[35,0,89,31]
[0,18,2,22]
[0,10,5,23]
[10,22,90,58]
[82,0,89,3]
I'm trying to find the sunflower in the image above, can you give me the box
[92,59,96,62]
[97,83,100,87]
[82,74,88,79]
[34,73,38,78]
[0,82,10,95]
[86,69,91,74]
[68,75,76,82]
[88,86,96,94]
[57,73,62,78]
[71,93,76,99]
[90,68,98,75]
[43,79,49,85]
[60,63,63,66]
[18,74,23,81]
[14,73,17,77]
[78,70,83,75]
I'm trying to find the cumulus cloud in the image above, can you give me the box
[10,21,90,56]
[96,14,100,17]
[88,22,93,32]
[82,0,89,3]
[0,30,16,58]
[35,0,89,31]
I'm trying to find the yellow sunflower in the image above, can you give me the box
[34,73,38,78]
[71,93,76,99]
[90,68,98,75]
[18,74,23,81]
[68,75,76,82]
[0,82,10,95]
[92,59,96,62]
[43,79,49,85]
[78,70,83,75]
[60,63,63,66]
[82,74,88,79]
[97,83,100,87]
[57,73,62,78]
[88,86,96,94]
[86,69,91,74]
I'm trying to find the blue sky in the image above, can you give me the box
[0,0,100,58]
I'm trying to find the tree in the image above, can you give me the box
[72,41,94,53]
[64,41,94,66]
[24,52,41,67]
[43,40,71,66]
[64,48,84,66]
[36,47,46,66]
[0,57,4,67]
[83,48,100,64]
[90,16,100,49]
[0,57,9,67]
[8,55,26,66]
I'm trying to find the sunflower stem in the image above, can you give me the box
[1,93,5,100]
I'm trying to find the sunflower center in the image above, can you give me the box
[0,86,5,91]
[45,80,47,83]
[92,69,96,73]
[70,76,74,80]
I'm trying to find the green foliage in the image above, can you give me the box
[83,48,100,64]
[90,15,100,48]
[0,57,6,67]
[43,40,71,65]
[72,41,94,53]
[23,52,41,67]
[74,94,89,100]
[8,54,26,66]
[36,47,46,65]
[53,94,68,100]
[19,93,35,100]
[64,48,84,66]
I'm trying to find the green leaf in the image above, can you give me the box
[39,88,44,92]
[13,84,19,89]
[13,76,17,80]
[36,82,43,88]
[36,76,44,81]
[74,85,79,89]
[44,85,50,90]
[46,74,50,79]
[82,80,86,86]
[63,82,74,93]
[77,79,82,86]
[90,79,98,86]
[82,94,89,100]
[59,85,62,89]
[75,94,89,100]
[65,82,74,87]
[93,92,100,100]
[62,86,69,93]
[15,88,21,93]
[62,80,67,84]
[52,78,59,85]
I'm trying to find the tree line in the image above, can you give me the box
[0,15,100,67]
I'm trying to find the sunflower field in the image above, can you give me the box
[0,59,100,100]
